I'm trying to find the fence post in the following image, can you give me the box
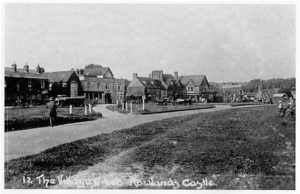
[85,105,87,115]
[142,99,145,111]
[89,103,92,114]
[69,105,72,115]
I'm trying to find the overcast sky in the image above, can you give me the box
[5,4,295,82]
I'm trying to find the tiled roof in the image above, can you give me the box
[44,71,74,82]
[5,67,48,80]
[179,75,206,85]
[83,67,111,77]
[273,93,287,98]
[162,74,174,82]
[137,77,166,89]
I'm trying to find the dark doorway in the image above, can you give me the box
[105,93,111,104]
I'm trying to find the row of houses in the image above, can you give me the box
[126,70,211,103]
[5,62,128,106]
[5,62,292,106]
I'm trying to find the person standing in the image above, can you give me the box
[47,97,58,127]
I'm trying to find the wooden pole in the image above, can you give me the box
[69,105,72,115]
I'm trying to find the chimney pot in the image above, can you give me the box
[24,63,29,73]
[12,62,17,72]
[174,71,178,80]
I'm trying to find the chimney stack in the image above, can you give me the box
[24,63,29,73]
[133,73,138,79]
[174,71,178,80]
[12,62,17,72]
[76,69,79,76]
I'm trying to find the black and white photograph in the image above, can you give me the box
[2,2,297,191]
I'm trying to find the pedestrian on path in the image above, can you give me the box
[47,97,58,127]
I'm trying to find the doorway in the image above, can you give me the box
[105,93,111,104]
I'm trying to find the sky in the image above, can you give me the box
[4,4,296,82]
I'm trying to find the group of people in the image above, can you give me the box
[277,97,296,117]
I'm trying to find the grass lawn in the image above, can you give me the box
[106,102,215,114]
[4,105,102,132]
[5,106,295,189]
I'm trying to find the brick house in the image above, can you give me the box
[150,70,184,100]
[178,75,210,102]
[77,64,128,104]
[5,62,49,106]
[44,70,83,98]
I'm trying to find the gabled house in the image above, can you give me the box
[5,62,49,106]
[127,73,166,102]
[44,70,82,98]
[178,75,210,102]
[77,64,127,104]
[150,70,184,100]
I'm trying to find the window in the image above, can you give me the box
[191,87,194,92]
[16,81,20,91]
[62,83,67,88]
[28,80,32,88]
[187,87,190,91]
[97,83,100,90]
[87,82,90,89]
[118,84,122,91]
[106,83,110,90]
[41,80,44,89]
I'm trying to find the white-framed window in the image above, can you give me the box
[191,87,194,92]
[106,83,110,90]
[187,87,190,91]
[62,83,67,88]
[118,84,122,91]
[97,83,100,90]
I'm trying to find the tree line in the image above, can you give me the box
[241,78,296,94]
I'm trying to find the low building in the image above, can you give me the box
[273,93,288,104]
[78,64,128,104]
[44,70,83,98]
[127,73,166,102]
[5,62,49,106]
